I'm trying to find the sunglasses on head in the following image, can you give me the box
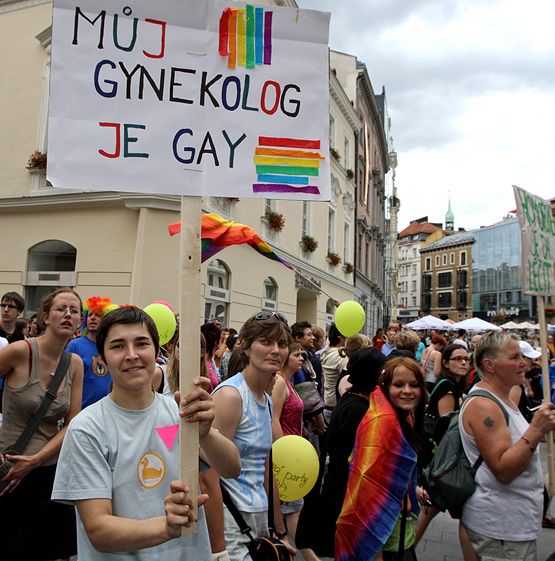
[254,311,289,326]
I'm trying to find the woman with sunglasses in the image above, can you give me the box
[416,344,476,560]
[211,311,294,561]
[0,287,84,561]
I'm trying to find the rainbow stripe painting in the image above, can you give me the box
[219,5,273,69]
[253,136,325,195]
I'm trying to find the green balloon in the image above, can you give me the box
[335,300,365,337]
[144,303,177,346]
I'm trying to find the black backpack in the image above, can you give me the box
[422,389,509,519]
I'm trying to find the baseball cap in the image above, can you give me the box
[518,341,541,359]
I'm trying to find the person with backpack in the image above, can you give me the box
[416,344,476,561]
[459,331,555,561]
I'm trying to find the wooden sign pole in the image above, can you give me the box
[538,296,555,496]
[179,195,202,534]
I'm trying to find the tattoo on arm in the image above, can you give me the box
[483,416,495,428]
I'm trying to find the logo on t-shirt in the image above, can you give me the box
[92,355,108,377]
[137,451,166,489]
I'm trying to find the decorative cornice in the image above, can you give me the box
[329,70,362,133]
[0,0,49,14]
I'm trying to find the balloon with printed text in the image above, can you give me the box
[144,303,177,346]
[335,300,366,337]
[272,435,319,502]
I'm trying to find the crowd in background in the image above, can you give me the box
[1,288,555,561]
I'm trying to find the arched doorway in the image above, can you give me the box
[24,240,77,313]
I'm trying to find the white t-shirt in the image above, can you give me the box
[459,388,543,541]
[52,393,211,561]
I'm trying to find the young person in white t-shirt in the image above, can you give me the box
[53,306,240,561]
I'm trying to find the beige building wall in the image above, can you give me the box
[0,0,357,330]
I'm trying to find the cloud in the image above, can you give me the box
[299,0,555,229]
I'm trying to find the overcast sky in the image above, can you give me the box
[299,0,555,231]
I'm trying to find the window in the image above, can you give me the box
[204,259,230,324]
[457,291,468,310]
[460,251,467,266]
[450,253,455,264]
[411,264,417,275]
[425,257,431,271]
[422,293,431,312]
[411,280,417,291]
[422,274,432,291]
[457,269,468,288]
[438,292,452,308]
[442,254,447,265]
[438,272,452,288]
[344,137,350,169]
[412,296,417,307]
[262,277,278,310]
[435,255,440,267]
[328,207,336,252]
[412,248,417,258]
[301,201,310,237]
[343,223,350,262]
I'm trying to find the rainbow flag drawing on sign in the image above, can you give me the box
[219,5,273,69]
[253,136,325,195]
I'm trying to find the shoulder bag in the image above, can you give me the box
[0,347,71,491]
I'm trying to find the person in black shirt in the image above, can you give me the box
[0,291,25,343]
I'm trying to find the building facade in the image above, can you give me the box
[396,218,441,324]
[330,50,389,336]
[0,0,359,331]
[420,232,474,321]
[471,216,532,322]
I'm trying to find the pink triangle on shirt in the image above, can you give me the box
[156,424,179,451]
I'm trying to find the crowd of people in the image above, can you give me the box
[1,287,555,561]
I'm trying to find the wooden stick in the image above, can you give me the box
[537,297,555,496]
[179,195,202,534]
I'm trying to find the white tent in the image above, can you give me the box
[516,321,538,330]
[452,317,501,332]
[500,321,520,329]
[405,315,453,331]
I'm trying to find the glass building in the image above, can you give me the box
[471,216,532,321]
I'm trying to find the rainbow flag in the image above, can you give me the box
[335,386,418,561]
[219,5,272,69]
[168,213,293,270]
[253,136,325,195]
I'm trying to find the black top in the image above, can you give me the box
[427,377,463,419]
[0,326,24,344]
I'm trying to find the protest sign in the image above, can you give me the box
[513,185,555,495]
[513,185,555,296]
[49,0,331,200]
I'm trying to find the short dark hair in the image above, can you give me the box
[1,291,25,312]
[291,321,311,340]
[327,323,343,346]
[96,306,159,361]
[440,343,468,381]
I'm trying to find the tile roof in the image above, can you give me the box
[398,222,440,238]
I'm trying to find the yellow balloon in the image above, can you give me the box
[335,300,365,337]
[144,303,177,346]
[272,435,319,502]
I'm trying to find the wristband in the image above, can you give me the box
[275,530,288,539]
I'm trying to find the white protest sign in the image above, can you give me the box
[513,185,555,296]
[48,0,331,200]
